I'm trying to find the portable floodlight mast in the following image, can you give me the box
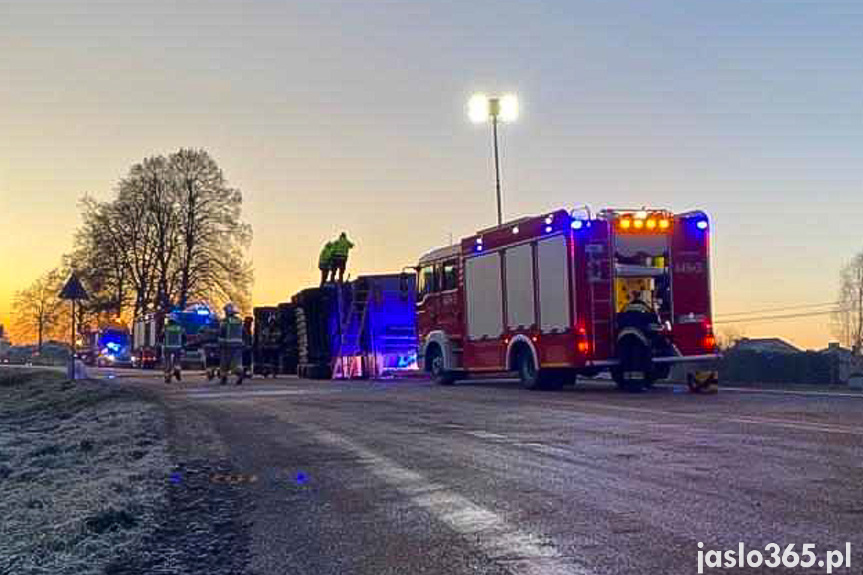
[468,93,519,226]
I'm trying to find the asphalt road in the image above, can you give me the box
[94,368,863,575]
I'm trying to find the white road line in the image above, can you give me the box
[578,402,863,437]
[727,415,863,435]
[465,430,509,440]
[720,386,863,399]
[309,427,592,575]
[184,389,331,399]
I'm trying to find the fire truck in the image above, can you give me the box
[415,208,718,391]
[132,303,219,369]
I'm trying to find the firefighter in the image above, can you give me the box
[618,290,662,334]
[242,316,254,378]
[219,303,245,385]
[163,317,185,384]
[319,241,334,286]
[329,232,355,283]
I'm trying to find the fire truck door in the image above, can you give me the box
[583,221,614,359]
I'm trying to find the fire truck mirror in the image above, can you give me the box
[399,273,410,295]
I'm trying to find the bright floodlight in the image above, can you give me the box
[468,93,490,124]
[499,94,519,122]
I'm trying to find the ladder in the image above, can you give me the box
[332,282,371,379]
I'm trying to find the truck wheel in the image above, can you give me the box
[518,349,546,390]
[428,346,455,385]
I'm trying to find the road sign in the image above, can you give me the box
[59,272,89,301]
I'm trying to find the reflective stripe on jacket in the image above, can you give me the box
[221,316,244,344]
[164,325,184,349]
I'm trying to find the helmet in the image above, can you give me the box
[224,303,237,316]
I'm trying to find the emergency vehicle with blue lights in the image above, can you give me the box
[415,208,718,391]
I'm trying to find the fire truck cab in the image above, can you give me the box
[415,208,717,391]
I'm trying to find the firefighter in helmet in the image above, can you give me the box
[329,232,355,283]
[163,316,186,384]
[219,303,245,385]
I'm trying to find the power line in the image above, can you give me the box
[714,309,845,324]
[716,301,839,318]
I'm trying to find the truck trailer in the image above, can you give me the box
[415,208,717,391]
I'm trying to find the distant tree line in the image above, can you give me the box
[10,149,253,348]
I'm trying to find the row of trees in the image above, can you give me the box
[11,149,253,349]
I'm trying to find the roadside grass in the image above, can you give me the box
[0,369,170,575]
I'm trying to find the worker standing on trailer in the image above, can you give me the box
[319,241,334,286]
[329,232,355,283]
[163,317,185,384]
[219,303,245,385]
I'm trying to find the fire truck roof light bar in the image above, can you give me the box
[616,215,672,233]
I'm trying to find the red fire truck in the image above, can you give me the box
[415,208,718,391]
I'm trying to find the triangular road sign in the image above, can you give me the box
[59,272,89,301]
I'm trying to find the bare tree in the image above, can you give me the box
[834,252,863,352]
[169,149,253,311]
[11,269,64,351]
[72,148,253,319]
[74,196,129,317]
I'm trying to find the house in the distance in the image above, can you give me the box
[818,342,863,387]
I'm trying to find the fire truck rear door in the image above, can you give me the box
[581,220,614,359]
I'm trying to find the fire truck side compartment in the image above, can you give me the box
[537,234,570,334]
[465,253,503,340]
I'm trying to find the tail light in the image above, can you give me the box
[576,323,590,355]
[702,321,716,351]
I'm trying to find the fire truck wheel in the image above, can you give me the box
[517,349,548,390]
[428,346,456,385]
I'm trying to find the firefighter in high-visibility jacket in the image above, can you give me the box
[319,241,334,286]
[329,232,354,283]
[163,317,186,384]
[219,303,245,385]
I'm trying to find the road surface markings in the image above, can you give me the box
[720,386,863,399]
[183,389,335,399]
[517,442,574,458]
[576,402,863,437]
[308,426,592,575]
[465,430,509,440]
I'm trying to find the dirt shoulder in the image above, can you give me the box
[0,369,253,575]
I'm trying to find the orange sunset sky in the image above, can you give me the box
[2,1,861,350]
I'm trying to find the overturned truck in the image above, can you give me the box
[288,274,418,380]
